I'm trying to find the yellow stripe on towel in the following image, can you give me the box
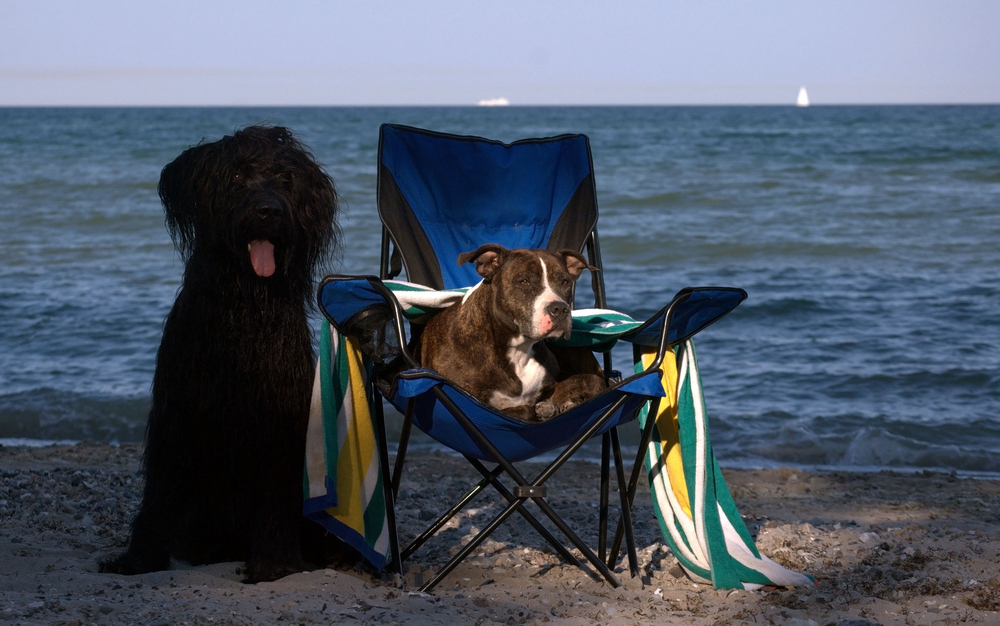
[641,348,691,519]
[327,334,378,531]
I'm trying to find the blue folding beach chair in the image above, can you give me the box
[315,125,747,591]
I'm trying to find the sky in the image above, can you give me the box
[1,0,998,106]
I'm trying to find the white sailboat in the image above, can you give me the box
[796,86,810,107]
[477,97,510,107]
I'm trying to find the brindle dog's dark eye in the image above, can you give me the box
[520,277,530,285]
[561,278,571,287]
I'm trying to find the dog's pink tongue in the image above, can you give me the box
[249,240,276,277]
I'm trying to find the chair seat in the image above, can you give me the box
[387,369,665,462]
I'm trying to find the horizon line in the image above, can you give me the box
[3,102,1000,108]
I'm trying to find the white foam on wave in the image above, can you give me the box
[0,438,81,448]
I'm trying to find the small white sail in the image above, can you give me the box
[796,86,810,107]
[477,97,510,107]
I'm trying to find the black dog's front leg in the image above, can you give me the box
[98,479,173,575]
[242,526,305,583]
[241,481,306,583]
[100,398,184,576]
[240,422,310,584]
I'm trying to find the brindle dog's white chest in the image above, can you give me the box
[489,338,550,410]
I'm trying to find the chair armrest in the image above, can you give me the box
[622,286,747,373]
[317,275,421,369]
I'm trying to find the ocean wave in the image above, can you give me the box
[0,389,148,443]
[598,237,884,265]
[736,297,830,319]
[847,146,1000,166]
[610,191,689,208]
[823,369,998,402]
[711,413,1000,475]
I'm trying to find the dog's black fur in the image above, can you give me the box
[100,125,340,583]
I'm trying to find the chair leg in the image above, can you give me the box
[391,399,415,500]
[401,466,500,562]
[420,498,526,592]
[427,386,628,588]
[371,387,402,578]
[608,398,661,569]
[610,427,639,576]
[421,490,623,592]
[598,432,611,562]
[407,456,622,589]
[467,457,580,569]
[401,459,581,569]
[531,496,622,588]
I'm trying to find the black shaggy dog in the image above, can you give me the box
[101,125,340,583]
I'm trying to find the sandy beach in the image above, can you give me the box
[2,442,999,625]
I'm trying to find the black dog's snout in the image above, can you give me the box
[546,301,569,320]
[256,199,285,221]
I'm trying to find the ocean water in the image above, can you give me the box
[1,106,998,475]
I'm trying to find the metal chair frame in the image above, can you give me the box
[317,124,745,592]
[352,227,696,591]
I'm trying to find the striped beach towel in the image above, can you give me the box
[303,321,390,571]
[636,341,813,589]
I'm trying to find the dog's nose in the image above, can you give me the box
[257,201,285,221]
[546,301,569,320]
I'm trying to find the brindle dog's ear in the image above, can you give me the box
[458,243,510,280]
[557,249,599,280]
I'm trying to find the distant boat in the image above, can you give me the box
[796,86,810,107]
[477,97,510,107]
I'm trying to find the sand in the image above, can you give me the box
[1,441,999,625]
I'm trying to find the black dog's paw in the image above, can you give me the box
[241,558,306,584]
[300,521,356,571]
[98,550,169,576]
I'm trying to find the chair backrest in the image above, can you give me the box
[377,124,600,291]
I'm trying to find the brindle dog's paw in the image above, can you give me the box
[534,400,558,420]
[559,400,578,413]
